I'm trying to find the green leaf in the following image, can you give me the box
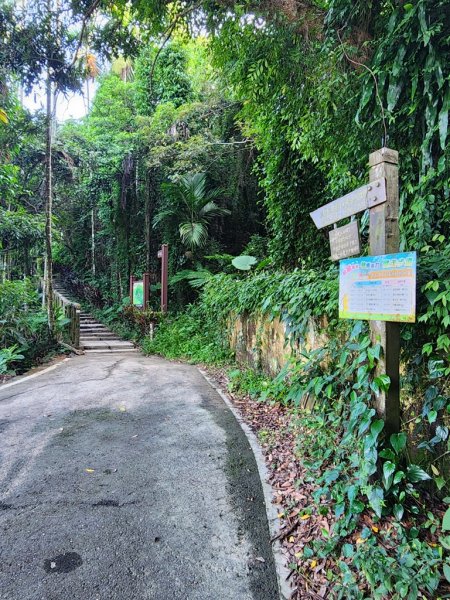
[382,461,396,490]
[443,508,450,531]
[407,465,431,483]
[393,504,404,520]
[428,410,437,424]
[370,419,384,438]
[379,448,396,461]
[390,432,407,454]
[418,4,431,45]
[383,461,396,480]
[342,543,354,558]
[374,374,390,391]
[368,486,384,518]
[438,88,449,150]
[179,222,208,248]
[444,564,450,584]
[435,476,446,491]
[393,471,405,485]
[231,255,257,271]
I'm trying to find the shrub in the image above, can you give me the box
[142,305,232,364]
[0,279,58,373]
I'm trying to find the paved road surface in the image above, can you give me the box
[0,353,278,600]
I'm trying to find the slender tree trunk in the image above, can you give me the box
[44,55,55,335]
[23,242,30,277]
[145,170,151,276]
[91,207,96,277]
[0,252,5,283]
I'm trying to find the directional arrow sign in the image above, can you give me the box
[310,178,386,229]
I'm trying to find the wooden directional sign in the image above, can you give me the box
[329,221,361,261]
[310,178,386,229]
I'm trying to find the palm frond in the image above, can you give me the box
[153,208,176,228]
[199,201,231,219]
[170,268,213,289]
[179,221,208,248]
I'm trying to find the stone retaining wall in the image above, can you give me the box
[228,313,328,376]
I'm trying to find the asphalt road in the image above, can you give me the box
[0,353,278,600]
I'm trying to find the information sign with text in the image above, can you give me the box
[339,252,416,322]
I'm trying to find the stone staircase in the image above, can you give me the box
[52,280,136,354]
[79,312,137,354]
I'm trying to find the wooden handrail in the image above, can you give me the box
[51,283,81,349]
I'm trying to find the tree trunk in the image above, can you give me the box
[44,53,55,335]
[23,242,30,277]
[145,169,151,276]
[91,207,96,277]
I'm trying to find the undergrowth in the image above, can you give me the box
[0,279,62,375]
[142,305,232,364]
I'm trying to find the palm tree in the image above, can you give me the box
[153,172,230,249]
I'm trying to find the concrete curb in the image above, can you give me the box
[198,368,291,600]
[0,358,70,390]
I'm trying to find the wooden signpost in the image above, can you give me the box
[310,148,408,434]
[158,244,169,313]
[310,178,387,229]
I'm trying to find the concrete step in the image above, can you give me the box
[81,338,122,344]
[84,348,137,354]
[80,325,109,330]
[82,340,135,350]
[80,333,118,339]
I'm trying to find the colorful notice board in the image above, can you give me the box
[132,281,144,307]
[339,252,416,322]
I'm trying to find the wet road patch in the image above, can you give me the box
[43,552,83,574]
[92,499,120,507]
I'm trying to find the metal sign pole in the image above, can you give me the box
[368,148,400,434]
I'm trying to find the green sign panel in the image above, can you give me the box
[133,281,144,307]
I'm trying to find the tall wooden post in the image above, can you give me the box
[143,272,150,309]
[160,244,168,313]
[368,147,400,434]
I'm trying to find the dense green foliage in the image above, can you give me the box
[55,38,262,306]
[0,279,59,373]
[143,305,232,364]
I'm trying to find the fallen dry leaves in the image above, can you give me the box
[205,366,449,600]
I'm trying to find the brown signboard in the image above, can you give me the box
[310,178,386,229]
[329,221,361,261]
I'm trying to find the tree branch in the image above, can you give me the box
[65,0,101,72]
[336,29,388,146]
